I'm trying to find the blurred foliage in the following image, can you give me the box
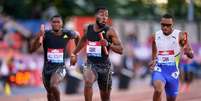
[167,0,187,20]
[0,0,201,21]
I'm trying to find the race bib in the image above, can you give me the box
[157,50,175,63]
[47,48,64,63]
[86,41,102,57]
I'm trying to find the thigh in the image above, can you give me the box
[50,66,67,85]
[97,68,112,91]
[152,71,166,86]
[83,64,97,83]
[42,68,52,89]
[152,71,166,91]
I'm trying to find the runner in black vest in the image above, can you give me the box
[70,7,123,101]
[30,15,80,101]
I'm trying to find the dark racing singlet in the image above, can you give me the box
[86,24,111,63]
[43,29,76,65]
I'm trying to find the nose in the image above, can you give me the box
[103,16,108,20]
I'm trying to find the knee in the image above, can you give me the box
[47,92,54,97]
[84,81,93,88]
[153,81,164,94]
[84,75,95,84]
[84,79,94,88]
[154,86,163,94]
[50,83,59,90]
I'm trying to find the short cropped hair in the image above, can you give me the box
[162,14,174,19]
[95,6,108,14]
[50,15,62,21]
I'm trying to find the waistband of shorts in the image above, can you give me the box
[87,59,111,65]
[44,62,65,67]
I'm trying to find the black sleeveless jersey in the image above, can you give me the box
[43,29,76,65]
[86,24,111,63]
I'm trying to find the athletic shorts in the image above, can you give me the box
[83,60,112,91]
[152,63,179,96]
[42,63,67,87]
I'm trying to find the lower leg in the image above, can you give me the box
[153,90,162,101]
[51,85,60,101]
[84,83,93,101]
[100,90,111,101]
[153,80,164,101]
[167,96,176,101]
[47,92,56,101]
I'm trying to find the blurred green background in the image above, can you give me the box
[0,0,201,20]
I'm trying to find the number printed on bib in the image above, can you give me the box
[157,50,175,63]
[87,41,102,57]
[47,48,64,63]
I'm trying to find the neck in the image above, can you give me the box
[164,30,173,36]
[94,24,102,32]
[53,30,62,36]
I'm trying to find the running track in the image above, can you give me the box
[1,79,201,101]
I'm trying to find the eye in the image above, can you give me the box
[161,23,172,27]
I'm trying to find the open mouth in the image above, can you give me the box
[102,21,106,24]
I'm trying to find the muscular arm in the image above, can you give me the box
[108,27,123,54]
[151,34,157,60]
[72,28,87,55]
[30,32,43,53]
[179,32,194,59]
[73,32,81,46]
[148,33,157,69]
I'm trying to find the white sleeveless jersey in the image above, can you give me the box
[155,29,181,64]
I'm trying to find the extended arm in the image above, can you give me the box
[73,31,81,46]
[149,33,157,70]
[30,24,45,53]
[70,28,87,65]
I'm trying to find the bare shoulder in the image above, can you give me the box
[107,26,117,36]
[179,31,188,40]
[152,33,156,38]
[82,24,90,38]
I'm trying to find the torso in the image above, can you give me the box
[86,24,111,63]
[43,29,75,65]
[155,29,181,65]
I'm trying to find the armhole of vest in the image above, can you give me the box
[86,24,92,37]
[44,30,48,39]
[105,25,110,31]
[178,31,182,48]
[102,26,110,40]
[153,32,156,42]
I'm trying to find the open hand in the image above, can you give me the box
[148,60,156,70]
[70,54,77,66]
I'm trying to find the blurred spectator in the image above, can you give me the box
[118,43,134,90]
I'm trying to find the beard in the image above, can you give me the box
[96,20,106,29]
[53,29,59,32]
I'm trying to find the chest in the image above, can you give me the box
[155,35,178,49]
[45,35,68,48]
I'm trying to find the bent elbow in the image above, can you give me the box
[118,47,123,55]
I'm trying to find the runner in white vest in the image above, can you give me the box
[149,14,194,101]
